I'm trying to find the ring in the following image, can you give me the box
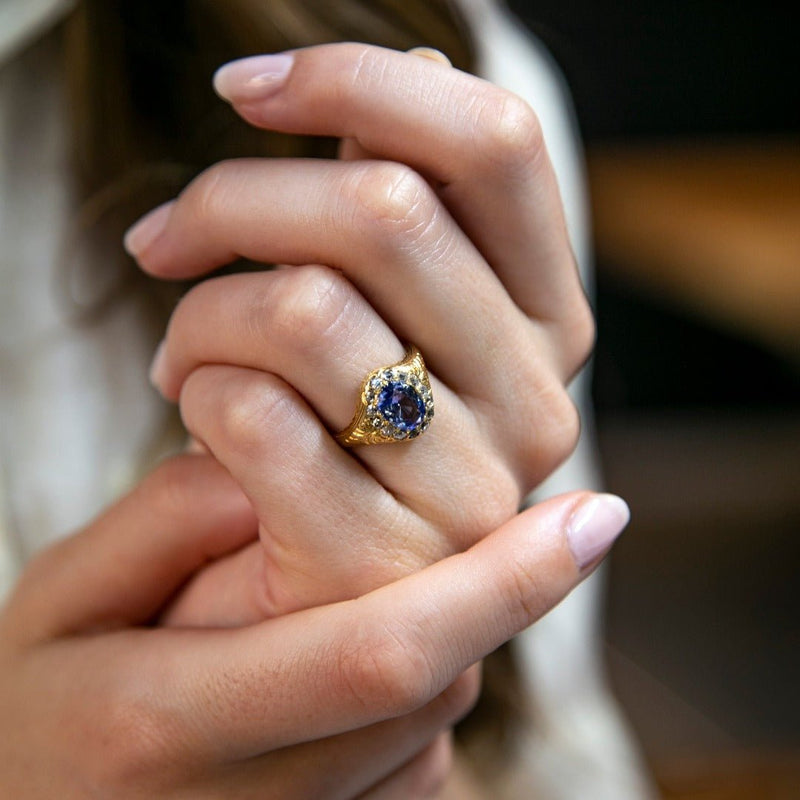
[336,346,434,447]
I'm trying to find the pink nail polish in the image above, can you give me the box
[407,47,452,67]
[213,54,295,103]
[124,201,173,258]
[149,340,168,391]
[567,494,630,569]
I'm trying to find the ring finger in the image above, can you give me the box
[164,267,526,536]
[178,362,487,612]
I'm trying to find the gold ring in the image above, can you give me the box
[336,346,434,447]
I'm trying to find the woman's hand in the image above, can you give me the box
[0,455,627,798]
[123,44,595,623]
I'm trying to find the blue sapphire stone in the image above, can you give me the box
[377,381,425,432]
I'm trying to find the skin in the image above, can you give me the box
[0,455,611,798]
[135,43,594,623]
[0,45,606,797]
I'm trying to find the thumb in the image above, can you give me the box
[145,491,629,760]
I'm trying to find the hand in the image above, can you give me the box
[0,455,627,798]
[124,44,595,623]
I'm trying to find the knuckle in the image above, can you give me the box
[185,159,237,222]
[566,298,597,373]
[472,89,545,177]
[92,694,178,789]
[347,162,436,244]
[509,378,582,488]
[536,387,581,475]
[345,43,388,90]
[268,266,354,356]
[335,620,436,716]
[173,272,224,317]
[168,280,200,332]
[504,553,548,625]
[552,391,582,461]
[214,374,297,453]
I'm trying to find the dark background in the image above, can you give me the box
[509,2,799,141]
[507,2,800,413]
[507,2,800,795]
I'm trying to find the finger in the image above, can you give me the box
[179,364,523,607]
[155,266,438,429]
[339,47,453,163]
[126,491,628,760]
[205,673,474,799]
[128,156,557,393]
[159,540,267,627]
[210,43,586,328]
[171,282,537,539]
[357,733,453,800]
[5,456,257,642]
[178,365,451,616]
[152,253,577,490]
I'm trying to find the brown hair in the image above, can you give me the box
[60,0,476,325]
[65,0,474,208]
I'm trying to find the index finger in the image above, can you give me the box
[209,43,585,326]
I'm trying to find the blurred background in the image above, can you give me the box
[508,2,800,798]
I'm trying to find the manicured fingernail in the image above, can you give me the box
[149,339,168,391]
[185,437,209,454]
[407,47,452,67]
[567,494,630,569]
[213,53,295,103]
[124,201,173,258]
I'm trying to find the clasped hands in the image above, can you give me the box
[0,45,624,798]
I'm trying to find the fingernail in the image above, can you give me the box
[407,47,452,67]
[185,437,209,454]
[213,53,295,103]
[124,201,173,258]
[149,339,168,391]
[567,494,630,569]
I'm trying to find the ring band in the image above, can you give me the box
[336,346,434,447]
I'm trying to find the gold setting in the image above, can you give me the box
[336,346,434,447]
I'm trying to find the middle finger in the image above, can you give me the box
[132,157,560,396]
